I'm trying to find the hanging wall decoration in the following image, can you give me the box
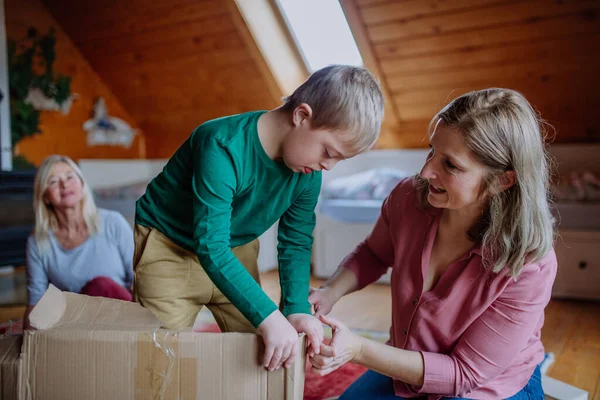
[82,97,137,148]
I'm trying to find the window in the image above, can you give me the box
[276,0,363,72]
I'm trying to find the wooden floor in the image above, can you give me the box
[2,270,598,398]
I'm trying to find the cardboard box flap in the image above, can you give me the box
[29,284,161,331]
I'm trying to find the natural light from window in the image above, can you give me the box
[277,0,363,72]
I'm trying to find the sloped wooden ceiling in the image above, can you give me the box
[43,0,281,158]
[342,0,600,148]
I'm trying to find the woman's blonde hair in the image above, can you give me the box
[416,88,555,278]
[33,155,100,252]
[281,64,384,153]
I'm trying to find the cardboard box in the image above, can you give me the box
[0,335,21,400]
[17,285,306,400]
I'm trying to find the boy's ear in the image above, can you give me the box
[292,103,313,127]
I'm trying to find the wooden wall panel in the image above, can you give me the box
[343,0,600,147]
[43,0,280,158]
[5,0,145,166]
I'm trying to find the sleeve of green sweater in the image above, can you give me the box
[277,173,322,317]
[191,137,278,328]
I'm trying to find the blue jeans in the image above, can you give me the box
[339,365,544,400]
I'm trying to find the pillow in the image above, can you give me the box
[553,171,600,202]
[322,168,410,201]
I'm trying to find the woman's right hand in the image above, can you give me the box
[308,286,341,317]
[256,310,300,370]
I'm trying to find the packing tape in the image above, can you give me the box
[134,330,197,400]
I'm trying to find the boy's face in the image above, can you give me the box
[281,105,359,174]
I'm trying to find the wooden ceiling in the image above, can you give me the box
[41,0,600,154]
[342,0,600,148]
[43,0,281,158]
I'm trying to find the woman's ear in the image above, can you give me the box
[499,170,517,192]
[292,103,313,127]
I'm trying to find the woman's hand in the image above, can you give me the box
[308,286,341,317]
[309,314,362,376]
[287,313,324,357]
[257,310,300,370]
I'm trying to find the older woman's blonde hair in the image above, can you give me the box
[33,155,100,252]
[416,88,555,278]
[281,64,384,153]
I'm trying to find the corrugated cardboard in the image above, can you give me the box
[19,285,306,400]
[0,335,21,400]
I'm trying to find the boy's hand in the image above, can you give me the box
[309,314,361,376]
[287,313,324,357]
[257,310,299,370]
[308,286,340,317]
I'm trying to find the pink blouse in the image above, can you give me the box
[342,178,557,399]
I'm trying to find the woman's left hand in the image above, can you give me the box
[309,314,362,376]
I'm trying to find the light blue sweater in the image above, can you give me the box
[26,209,134,305]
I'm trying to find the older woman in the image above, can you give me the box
[24,155,134,327]
[309,89,555,399]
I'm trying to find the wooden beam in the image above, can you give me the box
[227,0,282,108]
[340,0,401,126]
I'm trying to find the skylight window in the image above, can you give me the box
[276,0,363,72]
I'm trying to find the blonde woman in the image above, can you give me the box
[309,89,555,399]
[24,155,134,328]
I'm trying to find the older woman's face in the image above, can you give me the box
[419,123,489,214]
[44,162,84,209]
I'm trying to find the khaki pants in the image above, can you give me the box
[133,224,260,332]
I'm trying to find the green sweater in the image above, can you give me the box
[135,111,321,327]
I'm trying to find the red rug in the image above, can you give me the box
[303,359,366,400]
[0,319,23,335]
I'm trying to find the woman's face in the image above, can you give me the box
[44,162,84,210]
[419,122,489,215]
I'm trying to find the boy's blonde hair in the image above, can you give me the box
[416,88,555,278]
[281,64,384,152]
[33,155,100,253]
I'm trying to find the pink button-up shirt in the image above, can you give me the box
[343,178,557,399]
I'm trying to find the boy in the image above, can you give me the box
[133,65,384,371]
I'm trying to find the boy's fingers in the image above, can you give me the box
[285,342,298,368]
[306,330,320,356]
[278,345,293,370]
[312,330,322,355]
[263,344,275,368]
[269,347,283,370]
